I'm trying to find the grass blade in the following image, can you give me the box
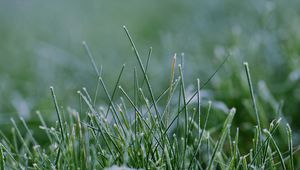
[178,64,188,169]
[50,86,65,141]
[20,117,38,146]
[82,41,100,76]
[141,47,152,88]
[99,77,126,136]
[11,118,32,157]
[123,26,162,122]
[36,111,53,143]
[243,62,261,131]
[286,124,294,170]
[188,101,211,169]
[105,64,126,117]
[263,129,286,170]
[161,54,230,136]
[0,145,4,170]
[207,108,236,169]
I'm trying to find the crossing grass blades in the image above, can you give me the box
[0,27,297,169]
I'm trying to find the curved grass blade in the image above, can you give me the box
[286,124,294,170]
[263,129,286,170]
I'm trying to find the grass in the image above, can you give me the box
[0,27,298,169]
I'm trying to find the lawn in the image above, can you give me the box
[0,0,299,169]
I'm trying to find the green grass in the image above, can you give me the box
[0,28,298,169]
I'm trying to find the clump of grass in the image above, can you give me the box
[0,27,298,169]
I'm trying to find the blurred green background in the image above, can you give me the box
[0,0,300,149]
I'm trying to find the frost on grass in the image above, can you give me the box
[0,28,297,170]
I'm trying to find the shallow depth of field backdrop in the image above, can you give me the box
[0,0,300,159]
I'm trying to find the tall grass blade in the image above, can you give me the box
[243,62,261,131]
[20,117,38,146]
[123,26,161,121]
[178,64,188,169]
[141,47,152,87]
[188,101,211,169]
[50,86,65,141]
[10,118,32,157]
[164,54,176,125]
[162,54,230,134]
[82,41,100,76]
[207,108,236,169]
[36,111,53,143]
[99,77,126,135]
[105,64,126,117]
